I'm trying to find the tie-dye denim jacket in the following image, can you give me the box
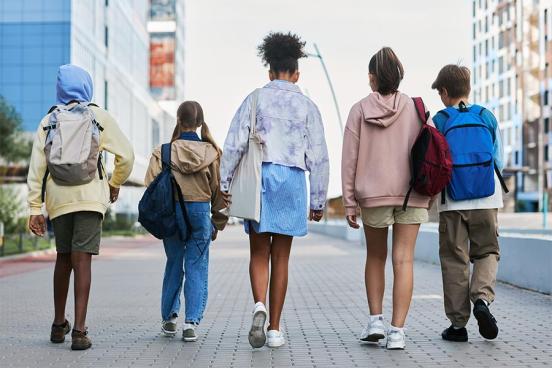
[220,80,330,210]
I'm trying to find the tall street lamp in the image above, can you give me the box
[307,43,344,135]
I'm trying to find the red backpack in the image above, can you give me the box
[402,97,452,210]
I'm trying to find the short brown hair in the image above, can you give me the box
[431,65,471,98]
[369,47,404,95]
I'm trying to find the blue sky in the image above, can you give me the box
[184,0,472,197]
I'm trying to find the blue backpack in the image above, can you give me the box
[439,102,508,202]
[138,143,191,240]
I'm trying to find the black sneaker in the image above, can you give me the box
[473,299,498,340]
[441,325,468,342]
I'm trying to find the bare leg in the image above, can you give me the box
[71,252,92,331]
[363,226,389,315]
[268,235,293,331]
[53,253,72,325]
[391,223,420,328]
[249,230,272,304]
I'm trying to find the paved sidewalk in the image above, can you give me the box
[0,227,550,368]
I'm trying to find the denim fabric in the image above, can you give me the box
[161,201,212,324]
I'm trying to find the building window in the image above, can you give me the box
[485,39,489,56]
[473,45,477,62]
[104,26,109,47]
[485,16,489,32]
[545,90,549,105]
[546,145,549,162]
[105,0,108,6]
[515,151,519,165]
[104,80,108,110]
[473,1,476,17]
[545,118,550,133]
[498,56,504,74]
[473,23,477,39]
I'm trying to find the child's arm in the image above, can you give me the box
[481,109,504,171]
[220,94,253,192]
[144,148,162,186]
[341,103,362,219]
[209,159,229,232]
[305,103,329,212]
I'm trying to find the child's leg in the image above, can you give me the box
[53,253,72,325]
[183,237,210,324]
[161,234,185,321]
[268,234,293,331]
[467,209,500,304]
[439,211,471,327]
[363,225,389,316]
[249,230,272,304]
[390,223,419,328]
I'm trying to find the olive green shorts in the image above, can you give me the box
[361,206,428,228]
[52,211,103,255]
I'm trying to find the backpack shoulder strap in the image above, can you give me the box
[161,143,172,170]
[467,104,485,115]
[411,97,429,124]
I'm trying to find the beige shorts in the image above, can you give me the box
[361,206,428,228]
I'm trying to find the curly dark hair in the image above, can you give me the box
[257,32,307,73]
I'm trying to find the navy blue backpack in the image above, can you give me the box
[439,102,508,202]
[138,143,191,240]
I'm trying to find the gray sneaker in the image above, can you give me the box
[182,323,198,342]
[162,317,177,337]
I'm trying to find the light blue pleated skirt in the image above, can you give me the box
[244,162,307,237]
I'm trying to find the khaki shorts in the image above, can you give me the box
[361,206,428,228]
[52,211,103,255]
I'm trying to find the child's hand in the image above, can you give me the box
[221,191,232,207]
[211,228,218,241]
[29,215,46,237]
[309,209,323,222]
[211,223,218,241]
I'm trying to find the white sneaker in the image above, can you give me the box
[161,316,178,337]
[386,328,406,350]
[360,315,386,342]
[182,323,198,342]
[267,330,285,348]
[248,302,267,348]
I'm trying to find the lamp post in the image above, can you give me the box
[307,43,344,135]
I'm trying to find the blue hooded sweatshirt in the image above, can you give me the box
[56,64,94,104]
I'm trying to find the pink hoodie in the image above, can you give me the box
[341,92,432,216]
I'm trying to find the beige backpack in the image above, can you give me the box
[41,102,103,200]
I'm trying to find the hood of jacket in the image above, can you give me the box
[153,140,219,174]
[359,92,409,128]
[56,64,93,104]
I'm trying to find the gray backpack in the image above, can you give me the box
[41,102,103,200]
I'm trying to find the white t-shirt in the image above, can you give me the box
[438,172,504,212]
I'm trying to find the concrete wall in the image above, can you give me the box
[309,222,552,294]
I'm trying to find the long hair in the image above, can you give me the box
[171,101,222,155]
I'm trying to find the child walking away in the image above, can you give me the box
[431,65,508,342]
[220,32,329,349]
[27,64,135,350]
[341,47,433,350]
[144,101,228,342]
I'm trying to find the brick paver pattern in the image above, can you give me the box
[1,227,551,368]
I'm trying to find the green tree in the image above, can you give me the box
[0,95,32,163]
[0,186,24,233]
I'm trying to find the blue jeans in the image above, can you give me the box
[161,202,212,324]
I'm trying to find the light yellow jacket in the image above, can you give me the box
[27,104,135,219]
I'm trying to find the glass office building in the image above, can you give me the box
[0,0,181,214]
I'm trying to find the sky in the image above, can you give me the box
[183,0,472,198]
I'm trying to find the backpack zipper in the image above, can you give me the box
[453,159,492,168]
